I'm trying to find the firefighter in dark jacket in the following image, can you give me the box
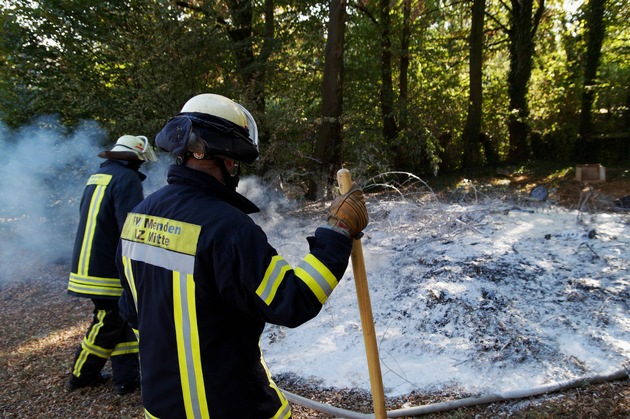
[67,135,157,395]
[116,93,369,419]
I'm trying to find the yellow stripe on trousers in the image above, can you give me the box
[73,309,107,377]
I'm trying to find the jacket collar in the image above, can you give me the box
[101,159,147,181]
[166,164,260,214]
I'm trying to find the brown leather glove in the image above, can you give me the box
[327,183,369,239]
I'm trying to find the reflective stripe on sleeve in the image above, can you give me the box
[294,254,338,304]
[68,273,121,288]
[173,271,209,419]
[256,255,291,306]
[68,273,123,297]
[67,285,122,298]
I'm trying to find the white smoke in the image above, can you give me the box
[238,176,298,229]
[0,116,312,283]
[0,117,170,283]
[238,176,317,266]
[0,117,305,284]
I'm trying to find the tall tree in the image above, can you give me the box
[462,0,486,167]
[353,0,407,170]
[176,0,275,114]
[505,0,545,162]
[379,0,398,149]
[307,0,346,200]
[398,0,412,135]
[0,0,225,136]
[575,0,607,162]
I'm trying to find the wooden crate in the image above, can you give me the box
[575,164,606,183]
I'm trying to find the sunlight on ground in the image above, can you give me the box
[4,323,86,358]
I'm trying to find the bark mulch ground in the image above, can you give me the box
[0,262,628,419]
[1,169,629,418]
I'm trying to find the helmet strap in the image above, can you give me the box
[216,157,239,190]
[182,151,239,189]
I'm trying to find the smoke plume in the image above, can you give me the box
[0,116,172,283]
[0,116,301,283]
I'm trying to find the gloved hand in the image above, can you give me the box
[327,183,369,239]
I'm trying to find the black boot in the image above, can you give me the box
[66,372,111,391]
[114,377,140,396]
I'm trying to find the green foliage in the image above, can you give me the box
[0,0,628,190]
[525,0,581,161]
[257,0,328,191]
[1,0,233,142]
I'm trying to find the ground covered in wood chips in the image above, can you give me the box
[1,167,629,418]
[0,262,628,418]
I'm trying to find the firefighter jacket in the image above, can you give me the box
[116,164,353,419]
[68,160,145,300]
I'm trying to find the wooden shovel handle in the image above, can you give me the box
[337,169,387,419]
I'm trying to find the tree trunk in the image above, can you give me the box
[176,0,273,145]
[306,0,346,200]
[395,0,412,170]
[462,0,485,168]
[225,0,256,91]
[576,0,607,163]
[380,0,398,163]
[254,0,276,174]
[399,0,411,135]
[224,0,274,117]
[506,0,544,163]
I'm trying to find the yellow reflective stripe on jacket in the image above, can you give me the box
[295,254,338,304]
[73,310,107,376]
[77,174,112,276]
[111,340,139,356]
[68,272,123,297]
[144,409,159,419]
[120,212,200,276]
[121,255,139,312]
[121,213,201,256]
[173,271,209,419]
[256,255,291,305]
[258,340,292,419]
[121,240,195,275]
[269,385,291,419]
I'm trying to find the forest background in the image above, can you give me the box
[0,0,628,199]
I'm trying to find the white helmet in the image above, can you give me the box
[99,135,157,162]
[156,93,259,164]
[181,94,243,124]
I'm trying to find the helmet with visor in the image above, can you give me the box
[155,94,259,171]
[98,135,157,162]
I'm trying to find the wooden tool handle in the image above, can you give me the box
[337,169,387,419]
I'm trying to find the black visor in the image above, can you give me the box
[155,112,259,164]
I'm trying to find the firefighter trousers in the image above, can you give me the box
[70,298,139,387]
